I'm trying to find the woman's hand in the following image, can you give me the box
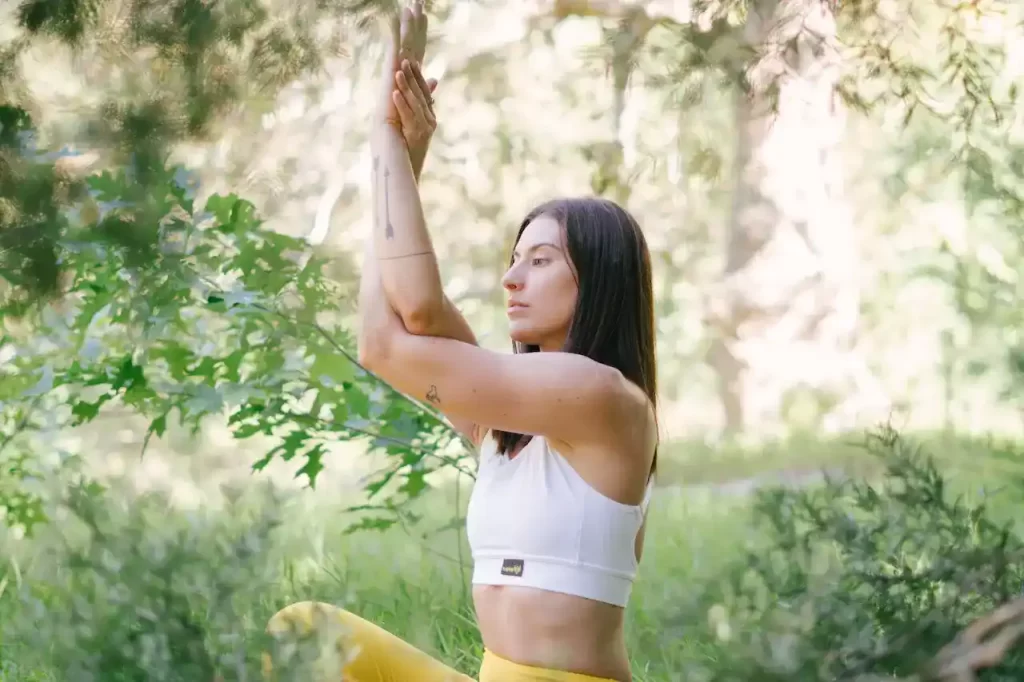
[377,2,438,178]
[395,1,438,178]
[394,59,438,176]
[398,0,428,64]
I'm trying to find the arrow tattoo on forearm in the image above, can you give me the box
[384,166,394,240]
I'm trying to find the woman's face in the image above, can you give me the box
[501,214,578,351]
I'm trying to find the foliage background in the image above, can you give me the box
[1,0,1023,680]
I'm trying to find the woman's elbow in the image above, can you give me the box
[394,298,443,336]
[402,306,438,336]
[379,276,445,335]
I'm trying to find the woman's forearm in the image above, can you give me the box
[409,145,428,184]
[357,175,390,364]
[370,123,448,334]
[360,134,480,445]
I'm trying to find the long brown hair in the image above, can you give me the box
[493,197,659,473]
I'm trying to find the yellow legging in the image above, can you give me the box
[264,601,615,682]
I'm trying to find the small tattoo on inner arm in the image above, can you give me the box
[426,384,441,404]
[384,166,394,240]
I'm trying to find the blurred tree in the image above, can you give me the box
[1,0,1021,489]
[551,0,1020,436]
[703,0,889,436]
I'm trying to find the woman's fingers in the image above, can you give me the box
[398,6,414,59]
[414,1,427,41]
[396,67,435,126]
[392,90,417,132]
[405,60,435,108]
[400,0,426,63]
[393,80,435,142]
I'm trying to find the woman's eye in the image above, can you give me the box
[531,257,548,266]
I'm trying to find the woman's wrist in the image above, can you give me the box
[371,119,405,147]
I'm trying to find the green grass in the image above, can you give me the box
[1,430,1022,681]
[657,428,1024,489]
[0,478,754,680]
[260,485,757,680]
[267,487,753,679]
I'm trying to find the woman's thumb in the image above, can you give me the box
[427,78,438,93]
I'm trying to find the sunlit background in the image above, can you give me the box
[1,0,1023,680]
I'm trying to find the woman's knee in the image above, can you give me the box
[263,602,355,680]
[267,601,345,638]
[264,602,475,682]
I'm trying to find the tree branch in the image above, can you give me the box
[924,596,1024,682]
[548,0,689,23]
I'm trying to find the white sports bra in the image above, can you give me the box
[465,432,653,608]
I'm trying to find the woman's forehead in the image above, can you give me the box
[517,214,561,247]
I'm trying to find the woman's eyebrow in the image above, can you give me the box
[514,242,562,256]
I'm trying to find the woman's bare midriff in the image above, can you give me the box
[473,584,632,682]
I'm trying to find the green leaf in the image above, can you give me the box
[85,170,125,201]
[148,413,168,438]
[70,398,107,425]
[399,468,429,498]
[267,429,311,463]
[296,443,326,487]
[205,193,260,235]
[310,348,355,387]
[343,517,398,535]
[1,149,456,541]
[110,355,146,392]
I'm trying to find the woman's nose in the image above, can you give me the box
[501,267,522,292]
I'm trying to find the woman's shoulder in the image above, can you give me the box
[605,368,656,428]
[601,371,658,466]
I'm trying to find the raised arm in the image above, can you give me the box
[359,301,655,479]
[374,4,477,345]
[364,8,479,443]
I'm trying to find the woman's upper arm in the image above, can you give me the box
[372,331,632,447]
[417,298,480,446]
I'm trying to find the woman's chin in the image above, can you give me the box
[509,324,564,350]
[508,324,542,346]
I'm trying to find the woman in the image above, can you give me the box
[265,4,658,682]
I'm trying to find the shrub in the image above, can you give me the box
[697,427,1024,681]
[3,480,286,682]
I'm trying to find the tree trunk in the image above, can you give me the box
[585,6,653,204]
[705,0,889,437]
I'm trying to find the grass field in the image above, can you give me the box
[1,429,1022,681]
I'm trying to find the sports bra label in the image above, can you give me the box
[500,558,524,577]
